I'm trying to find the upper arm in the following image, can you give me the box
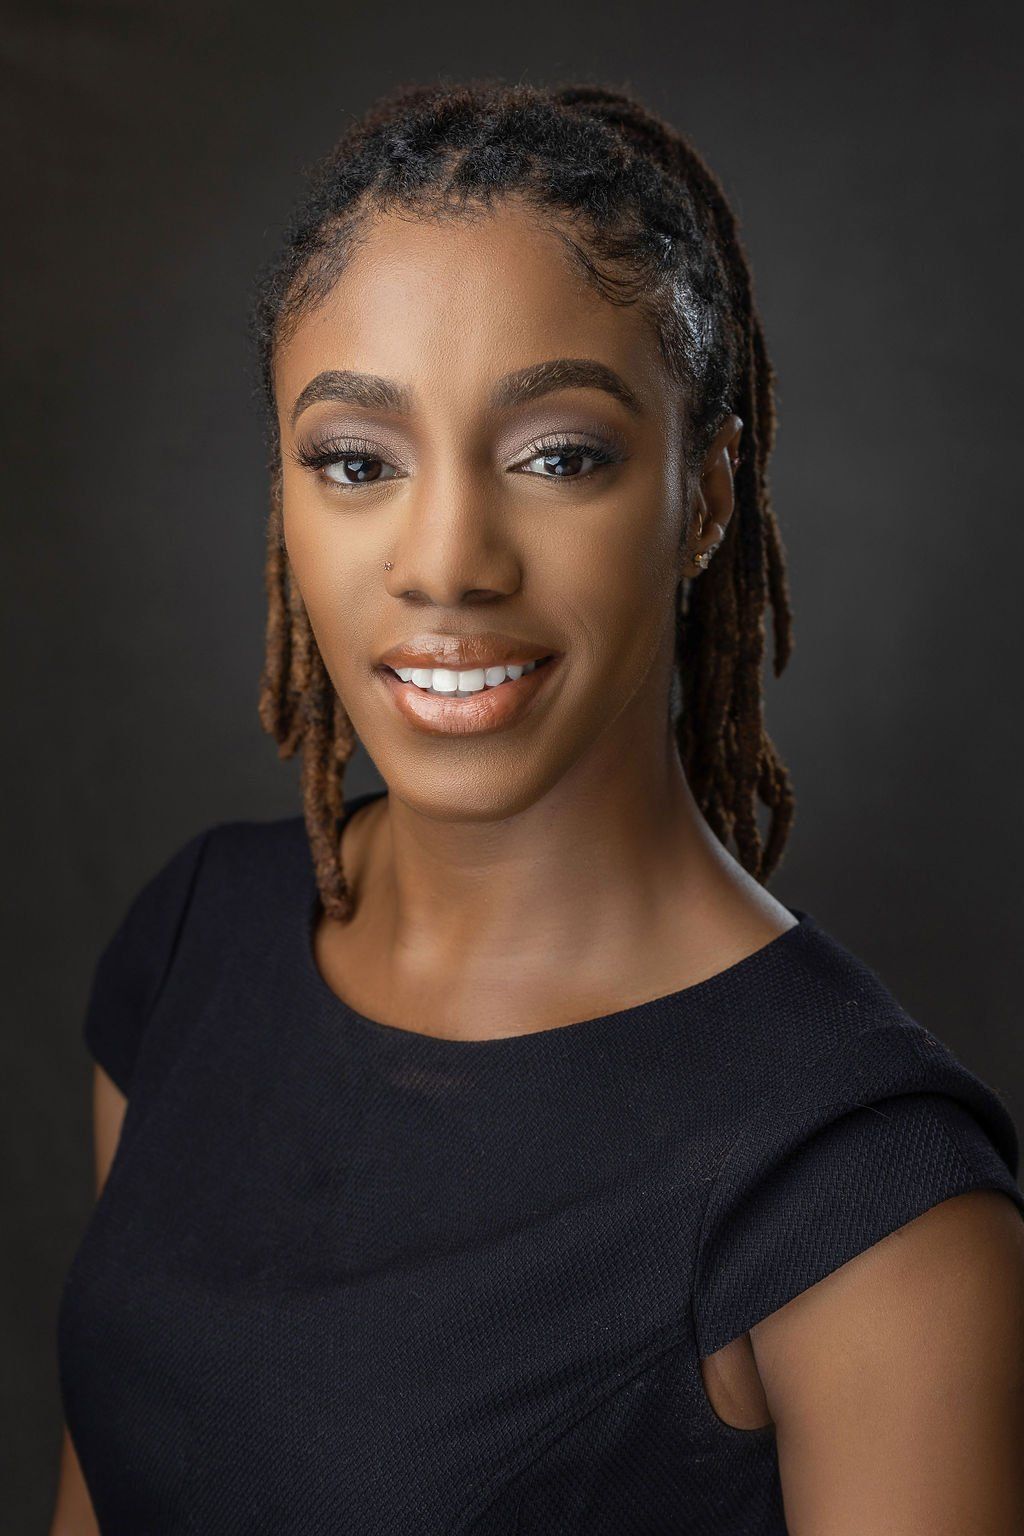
[51,819,209,1536]
[693,1020,1024,1526]
[752,1188,1024,1535]
[92,1061,127,1196]
[49,1066,124,1536]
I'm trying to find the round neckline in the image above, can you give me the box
[300,786,812,1053]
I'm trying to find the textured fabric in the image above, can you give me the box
[58,787,1024,1534]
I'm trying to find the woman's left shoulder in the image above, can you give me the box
[692,923,1024,1361]
[742,908,1007,1100]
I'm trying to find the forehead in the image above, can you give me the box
[274,201,672,422]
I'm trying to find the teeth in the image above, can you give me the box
[392,659,544,695]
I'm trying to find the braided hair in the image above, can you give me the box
[248,77,796,922]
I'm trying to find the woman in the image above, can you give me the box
[54,79,1024,1534]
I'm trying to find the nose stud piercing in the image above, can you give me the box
[384,561,393,570]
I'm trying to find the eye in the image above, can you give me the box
[323,453,399,488]
[290,431,626,489]
[291,435,402,491]
[510,435,624,480]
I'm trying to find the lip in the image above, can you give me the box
[376,654,561,736]
[378,632,557,670]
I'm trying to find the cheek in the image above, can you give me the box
[281,490,329,620]
[280,485,369,679]
[556,491,680,671]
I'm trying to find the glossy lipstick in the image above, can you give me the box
[375,646,560,737]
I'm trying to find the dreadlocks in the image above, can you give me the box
[248,77,796,922]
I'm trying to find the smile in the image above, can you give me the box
[387,657,550,697]
[377,655,560,735]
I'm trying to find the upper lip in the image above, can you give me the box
[378,633,559,670]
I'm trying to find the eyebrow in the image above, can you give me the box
[289,357,643,429]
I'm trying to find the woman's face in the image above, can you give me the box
[274,199,710,820]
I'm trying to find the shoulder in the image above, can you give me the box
[111,810,311,934]
[81,811,309,1096]
[716,908,918,1085]
[196,810,309,889]
[716,910,1018,1135]
[108,809,308,906]
[692,916,1024,1360]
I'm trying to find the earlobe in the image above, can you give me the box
[693,525,724,571]
[685,517,726,575]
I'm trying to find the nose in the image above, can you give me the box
[383,461,521,606]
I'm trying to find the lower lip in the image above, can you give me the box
[376,656,560,736]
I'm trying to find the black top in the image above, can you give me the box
[58,787,1024,1535]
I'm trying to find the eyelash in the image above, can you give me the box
[290,432,626,491]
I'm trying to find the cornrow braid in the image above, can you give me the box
[250,77,796,921]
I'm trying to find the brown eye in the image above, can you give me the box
[511,437,622,480]
[324,455,397,486]
[292,433,405,490]
[541,450,585,476]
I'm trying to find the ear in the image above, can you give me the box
[682,414,743,578]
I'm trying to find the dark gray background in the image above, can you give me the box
[4,0,1022,1523]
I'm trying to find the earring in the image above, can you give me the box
[693,541,721,571]
[383,561,393,570]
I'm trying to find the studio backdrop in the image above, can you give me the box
[3,1,1022,1526]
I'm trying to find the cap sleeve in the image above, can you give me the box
[693,1020,1024,1358]
[82,826,212,1097]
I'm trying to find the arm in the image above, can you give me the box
[752,1188,1024,1535]
[48,1064,128,1536]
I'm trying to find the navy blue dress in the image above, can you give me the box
[57,787,1024,1533]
